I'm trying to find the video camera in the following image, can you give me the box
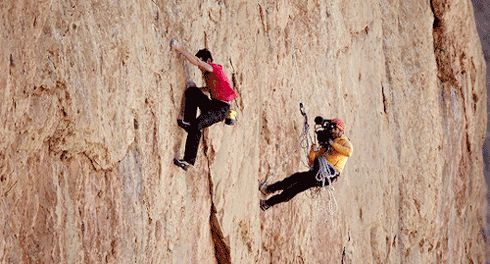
[314,116,336,146]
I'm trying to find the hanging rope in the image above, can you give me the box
[292,28,313,166]
[291,26,337,218]
[315,156,339,216]
[299,103,314,168]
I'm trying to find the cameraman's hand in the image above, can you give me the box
[310,143,320,151]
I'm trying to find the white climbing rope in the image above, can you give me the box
[315,156,339,216]
[291,36,337,216]
[315,156,337,186]
[299,103,314,168]
[292,30,314,168]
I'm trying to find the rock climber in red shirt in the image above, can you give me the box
[170,39,238,171]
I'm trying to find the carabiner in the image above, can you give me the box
[299,102,307,116]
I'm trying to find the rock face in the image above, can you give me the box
[471,0,490,261]
[0,0,486,263]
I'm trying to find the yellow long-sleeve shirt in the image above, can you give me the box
[308,135,353,173]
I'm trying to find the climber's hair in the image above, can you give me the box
[195,49,213,62]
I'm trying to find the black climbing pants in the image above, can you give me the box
[264,159,338,207]
[182,87,230,165]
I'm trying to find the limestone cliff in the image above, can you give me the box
[471,1,490,261]
[0,0,487,263]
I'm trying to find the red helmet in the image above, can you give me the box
[330,118,345,131]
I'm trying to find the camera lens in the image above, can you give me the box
[314,116,324,125]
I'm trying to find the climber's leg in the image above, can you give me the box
[263,173,318,208]
[181,100,229,165]
[265,170,310,193]
[177,86,213,132]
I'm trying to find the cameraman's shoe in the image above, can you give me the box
[260,200,271,211]
[177,119,191,132]
[173,158,191,171]
[259,180,269,195]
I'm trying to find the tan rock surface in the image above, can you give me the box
[470,0,490,261]
[0,0,486,263]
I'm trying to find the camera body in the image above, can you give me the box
[314,116,336,147]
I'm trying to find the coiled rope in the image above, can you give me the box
[315,156,338,216]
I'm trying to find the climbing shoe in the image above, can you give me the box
[224,109,237,126]
[259,180,269,195]
[173,158,191,171]
[177,119,191,132]
[260,200,271,211]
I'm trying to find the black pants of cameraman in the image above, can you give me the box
[182,87,229,165]
[264,158,338,207]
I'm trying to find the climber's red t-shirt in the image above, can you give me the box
[205,63,237,102]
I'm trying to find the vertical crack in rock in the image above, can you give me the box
[229,59,238,89]
[430,0,447,84]
[381,84,388,115]
[202,137,231,264]
[257,4,267,33]
[228,59,244,111]
[209,203,231,264]
[430,0,459,87]
[430,0,473,155]
[430,1,441,30]
[9,54,14,76]
[429,1,485,260]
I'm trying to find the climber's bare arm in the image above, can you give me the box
[185,80,209,93]
[170,39,213,72]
